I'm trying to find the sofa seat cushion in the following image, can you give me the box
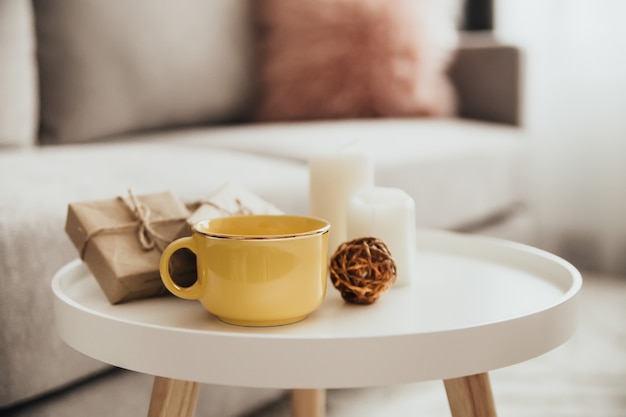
[0,118,527,406]
[173,118,530,229]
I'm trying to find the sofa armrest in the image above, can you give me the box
[448,31,522,126]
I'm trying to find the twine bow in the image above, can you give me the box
[78,189,183,260]
[118,189,171,252]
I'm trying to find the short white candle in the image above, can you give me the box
[309,151,374,256]
[347,187,417,287]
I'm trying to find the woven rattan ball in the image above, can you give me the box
[329,237,397,304]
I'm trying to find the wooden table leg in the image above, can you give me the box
[147,376,200,417]
[443,373,497,417]
[291,389,326,417]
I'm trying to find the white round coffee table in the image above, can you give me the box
[52,229,581,417]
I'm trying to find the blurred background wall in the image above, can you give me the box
[494,0,626,274]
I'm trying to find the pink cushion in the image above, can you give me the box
[254,0,460,122]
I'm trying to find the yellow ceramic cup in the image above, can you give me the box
[160,215,330,326]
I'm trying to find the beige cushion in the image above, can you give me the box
[34,0,255,144]
[0,0,38,147]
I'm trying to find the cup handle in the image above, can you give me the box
[159,237,203,300]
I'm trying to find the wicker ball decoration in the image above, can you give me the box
[329,237,397,304]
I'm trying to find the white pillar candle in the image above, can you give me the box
[309,151,374,256]
[347,187,417,287]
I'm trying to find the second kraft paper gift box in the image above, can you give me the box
[179,182,284,238]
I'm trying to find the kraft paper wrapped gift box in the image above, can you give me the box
[65,191,190,304]
[180,182,284,237]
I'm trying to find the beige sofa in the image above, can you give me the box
[0,1,533,415]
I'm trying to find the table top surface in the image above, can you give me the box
[52,229,582,389]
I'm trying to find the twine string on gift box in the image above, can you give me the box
[78,190,184,259]
[120,189,172,252]
[201,198,254,216]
